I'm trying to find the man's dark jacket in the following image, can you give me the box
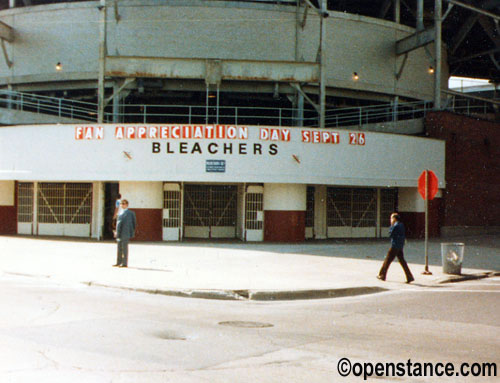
[389,221,405,249]
[116,209,136,240]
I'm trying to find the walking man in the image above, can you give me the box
[114,199,136,268]
[377,213,414,283]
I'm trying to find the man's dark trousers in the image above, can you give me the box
[116,209,136,267]
[379,247,414,282]
[117,239,130,267]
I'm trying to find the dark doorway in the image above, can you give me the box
[104,183,119,239]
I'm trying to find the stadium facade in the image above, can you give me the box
[0,1,498,241]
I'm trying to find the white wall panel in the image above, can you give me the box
[398,187,425,212]
[0,181,14,205]
[264,184,306,211]
[0,124,446,189]
[119,181,163,209]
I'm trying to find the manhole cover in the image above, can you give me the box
[218,321,274,328]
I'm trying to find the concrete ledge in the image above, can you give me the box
[441,226,500,237]
[0,107,91,125]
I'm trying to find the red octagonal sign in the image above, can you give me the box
[418,170,439,200]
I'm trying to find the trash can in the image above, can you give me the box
[441,243,465,275]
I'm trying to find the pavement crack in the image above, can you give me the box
[233,290,250,299]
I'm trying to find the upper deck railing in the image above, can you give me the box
[0,89,497,128]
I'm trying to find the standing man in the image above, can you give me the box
[377,213,414,283]
[113,199,136,268]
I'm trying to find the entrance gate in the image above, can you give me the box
[245,185,264,241]
[17,182,34,235]
[163,183,182,241]
[183,184,237,238]
[327,187,377,238]
[325,187,398,238]
[17,182,93,237]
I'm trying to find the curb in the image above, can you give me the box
[436,271,499,284]
[247,286,388,301]
[84,282,246,300]
[84,282,388,301]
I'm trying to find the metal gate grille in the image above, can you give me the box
[37,183,92,224]
[163,190,181,228]
[352,188,376,227]
[380,189,398,227]
[327,188,352,227]
[17,182,34,223]
[184,185,237,227]
[245,192,263,230]
[327,188,376,228]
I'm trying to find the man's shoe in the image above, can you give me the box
[377,275,385,281]
[119,265,127,268]
[112,264,121,267]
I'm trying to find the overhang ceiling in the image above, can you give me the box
[325,0,500,82]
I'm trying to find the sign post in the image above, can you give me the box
[418,169,439,275]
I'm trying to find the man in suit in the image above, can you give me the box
[113,199,136,268]
[377,212,414,283]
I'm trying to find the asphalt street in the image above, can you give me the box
[0,272,497,383]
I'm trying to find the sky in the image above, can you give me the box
[448,76,491,90]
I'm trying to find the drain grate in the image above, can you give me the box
[218,321,274,328]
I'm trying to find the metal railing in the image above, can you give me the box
[104,100,449,127]
[0,89,97,121]
[443,89,500,117]
[104,104,319,127]
[324,101,433,128]
[1,89,497,127]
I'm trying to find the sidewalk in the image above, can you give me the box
[0,235,498,301]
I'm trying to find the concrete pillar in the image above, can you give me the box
[0,181,16,234]
[92,182,105,240]
[263,183,306,242]
[314,186,327,239]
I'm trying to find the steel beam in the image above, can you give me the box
[450,12,479,54]
[450,46,500,64]
[417,0,424,31]
[0,21,14,43]
[104,77,134,107]
[97,0,107,124]
[445,0,500,22]
[396,27,435,55]
[290,83,320,113]
[1,40,12,68]
[434,0,442,110]
[378,0,392,19]
[105,56,320,83]
[319,0,326,129]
